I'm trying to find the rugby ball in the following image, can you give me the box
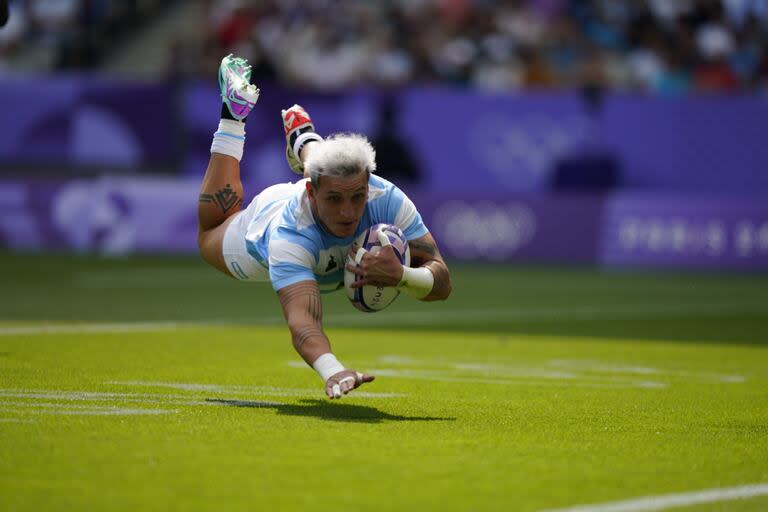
[344,224,410,312]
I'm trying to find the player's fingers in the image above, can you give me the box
[331,383,342,399]
[355,247,368,264]
[347,277,368,288]
[345,262,364,275]
[338,376,355,394]
[376,227,392,247]
[353,372,375,386]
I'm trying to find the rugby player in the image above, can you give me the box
[197,55,452,399]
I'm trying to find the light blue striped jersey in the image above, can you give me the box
[242,174,428,292]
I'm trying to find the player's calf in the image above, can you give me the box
[198,54,260,273]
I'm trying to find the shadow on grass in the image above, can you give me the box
[206,398,455,424]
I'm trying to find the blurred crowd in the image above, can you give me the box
[198,0,768,94]
[0,0,168,70]
[2,0,768,95]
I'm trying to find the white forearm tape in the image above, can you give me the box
[210,119,246,161]
[398,265,434,299]
[312,353,345,382]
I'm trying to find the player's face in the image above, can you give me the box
[307,172,369,238]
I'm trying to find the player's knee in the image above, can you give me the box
[197,230,217,266]
[197,230,208,256]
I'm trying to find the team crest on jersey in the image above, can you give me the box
[325,255,338,272]
[317,247,344,275]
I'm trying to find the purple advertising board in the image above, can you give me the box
[178,84,768,195]
[0,177,198,253]
[2,77,766,194]
[600,194,768,269]
[0,76,175,169]
[4,176,766,269]
[0,178,601,263]
[409,192,602,263]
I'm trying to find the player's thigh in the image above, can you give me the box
[198,214,236,276]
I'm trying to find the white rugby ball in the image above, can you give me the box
[344,223,410,312]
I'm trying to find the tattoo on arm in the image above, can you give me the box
[293,325,324,350]
[277,281,325,351]
[409,239,439,268]
[408,235,452,300]
[426,260,450,284]
[425,260,452,301]
[198,183,242,214]
[409,239,437,257]
[277,282,323,322]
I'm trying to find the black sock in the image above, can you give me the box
[221,103,245,122]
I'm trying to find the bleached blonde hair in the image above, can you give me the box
[304,133,377,187]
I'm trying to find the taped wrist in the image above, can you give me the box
[312,353,345,382]
[397,265,434,299]
[292,131,323,163]
[210,119,245,161]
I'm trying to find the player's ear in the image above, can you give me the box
[306,180,315,199]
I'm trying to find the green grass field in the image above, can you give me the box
[1,253,767,511]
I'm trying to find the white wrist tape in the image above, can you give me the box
[210,119,246,161]
[293,132,323,161]
[398,265,434,299]
[312,353,345,382]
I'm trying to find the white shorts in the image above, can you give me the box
[222,210,269,282]
[221,180,304,282]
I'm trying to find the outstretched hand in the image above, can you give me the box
[325,369,375,399]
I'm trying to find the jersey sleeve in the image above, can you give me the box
[387,185,429,241]
[267,229,318,291]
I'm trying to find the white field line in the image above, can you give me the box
[367,369,665,389]
[0,404,174,416]
[0,322,223,336]
[0,418,35,423]
[2,300,767,336]
[287,360,573,380]
[286,362,664,389]
[449,362,743,385]
[0,390,285,416]
[372,356,747,385]
[539,483,768,512]
[547,359,746,383]
[0,390,204,400]
[109,381,404,399]
[0,391,216,407]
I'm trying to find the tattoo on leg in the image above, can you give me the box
[199,184,242,214]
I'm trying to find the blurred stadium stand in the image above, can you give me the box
[2,0,767,92]
[0,0,767,267]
